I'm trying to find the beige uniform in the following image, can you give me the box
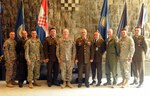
[3,38,17,83]
[56,38,76,81]
[25,38,43,82]
[119,36,135,80]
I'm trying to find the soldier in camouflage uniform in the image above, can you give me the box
[131,27,147,88]
[25,30,44,88]
[56,28,76,88]
[16,30,28,87]
[3,31,17,87]
[118,29,135,88]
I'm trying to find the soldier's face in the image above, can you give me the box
[94,32,99,40]
[121,30,127,37]
[135,28,141,36]
[9,32,15,40]
[31,31,37,38]
[107,29,113,38]
[63,30,69,39]
[81,29,87,38]
[50,29,56,37]
[21,31,28,38]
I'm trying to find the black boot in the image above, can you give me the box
[103,74,111,86]
[113,74,118,85]
[90,80,96,85]
[103,81,111,86]
[18,80,23,88]
[96,82,101,86]
[85,83,90,88]
[130,80,138,85]
[136,83,142,88]
[19,83,23,88]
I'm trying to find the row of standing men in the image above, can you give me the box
[3,27,147,89]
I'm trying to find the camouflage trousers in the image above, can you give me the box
[5,60,17,83]
[60,60,74,81]
[27,61,40,82]
[119,59,130,80]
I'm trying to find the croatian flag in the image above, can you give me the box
[36,0,48,43]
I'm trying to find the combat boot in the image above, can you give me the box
[11,80,18,85]
[130,79,138,85]
[103,75,111,86]
[28,82,33,89]
[6,81,14,88]
[117,79,125,86]
[60,81,66,88]
[103,81,111,86]
[121,79,128,88]
[67,81,73,88]
[33,79,41,86]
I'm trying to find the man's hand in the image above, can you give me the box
[27,60,31,65]
[44,59,49,63]
[72,60,75,64]
[75,60,78,64]
[58,58,61,64]
[6,61,11,64]
[90,59,93,63]
[128,58,132,63]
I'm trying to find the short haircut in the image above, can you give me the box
[31,30,36,32]
[121,28,127,31]
[49,28,56,31]
[135,26,141,29]
[9,31,15,34]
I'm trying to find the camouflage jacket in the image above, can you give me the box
[56,38,76,61]
[25,38,44,62]
[3,38,17,61]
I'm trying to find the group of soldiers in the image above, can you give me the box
[2,27,147,89]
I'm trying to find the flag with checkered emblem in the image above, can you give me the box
[36,0,48,43]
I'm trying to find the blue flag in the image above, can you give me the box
[36,0,48,44]
[98,0,110,40]
[116,3,127,38]
[15,0,25,40]
[0,1,3,56]
[137,3,147,35]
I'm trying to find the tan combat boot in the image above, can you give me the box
[121,79,128,88]
[117,79,125,86]
[11,80,18,85]
[33,79,41,86]
[60,81,66,88]
[28,82,33,89]
[67,81,73,88]
[6,81,14,88]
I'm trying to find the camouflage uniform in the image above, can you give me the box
[119,36,135,80]
[132,35,147,85]
[56,38,76,82]
[3,38,17,83]
[25,38,43,82]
